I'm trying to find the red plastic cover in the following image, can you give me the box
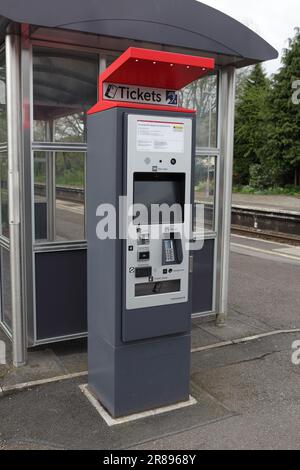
[88,47,215,114]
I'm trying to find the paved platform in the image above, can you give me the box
[0,331,299,450]
[0,376,234,450]
[1,235,300,449]
[232,193,300,214]
[136,332,300,450]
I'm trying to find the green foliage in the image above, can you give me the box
[234,64,270,185]
[263,28,300,184]
[56,153,84,188]
[180,75,218,147]
[249,163,274,190]
[34,152,84,189]
[234,28,300,190]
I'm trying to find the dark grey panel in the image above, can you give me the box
[87,108,123,348]
[34,202,47,240]
[0,1,277,66]
[122,302,191,343]
[35,250,87,340]
[192,239,214,314]
[89,334,191,418]
[0,247,12,331]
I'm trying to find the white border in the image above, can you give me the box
[79,384,197,427]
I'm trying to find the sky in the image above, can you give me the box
[200,0,299,75]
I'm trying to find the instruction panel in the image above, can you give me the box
[137,120,185,153]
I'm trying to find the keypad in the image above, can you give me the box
[165,249,175,263]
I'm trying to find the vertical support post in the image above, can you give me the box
[21,25,35,347]
[46,120,55,241]
[6,30,27,366]
[216,67,236,326]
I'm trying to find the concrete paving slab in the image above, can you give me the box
[198,317,267,342]
[134,333,300,450]
[133,405,300,450]
[50,339,87,374]
[1,233,299,450]
[0,377,234,450]
[191,322,220,349]
[191,332,299,372]
[228,309,274,333]
[1,332,299,450]
[0,327,66,389]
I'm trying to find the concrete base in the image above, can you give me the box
[80,384,197,427]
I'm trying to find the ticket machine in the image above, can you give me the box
[87,48,214,418]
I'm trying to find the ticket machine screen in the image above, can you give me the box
[133,173,185,225]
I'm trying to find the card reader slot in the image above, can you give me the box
[135,267,152,278]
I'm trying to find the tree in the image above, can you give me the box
[233,64,271,186]
[179,74,218,147]
[263,28,300,186]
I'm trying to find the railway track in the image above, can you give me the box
[231,225,300,246]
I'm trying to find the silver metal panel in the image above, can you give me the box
[32,331,87,347]
[6,29,27,366]
[126,114,193,310]
[20,31,35,347]
[215,67,236,323]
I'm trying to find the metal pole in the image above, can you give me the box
[46,120,55,242]
[208,96,212,148]
[6,30,27,366]
[216,67,236,326]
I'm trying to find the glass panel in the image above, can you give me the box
[33,48,98,143]
[0,152,9,238]
[34,151,86,243]
[106,55,119,68]
[179,75,218,148]
[34,152,48,241]
[55,152,85,241]
[0,50,7,145]
[0,246,12,331]
[194,156,216,233]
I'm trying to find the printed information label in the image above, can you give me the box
[137,120,184,153]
